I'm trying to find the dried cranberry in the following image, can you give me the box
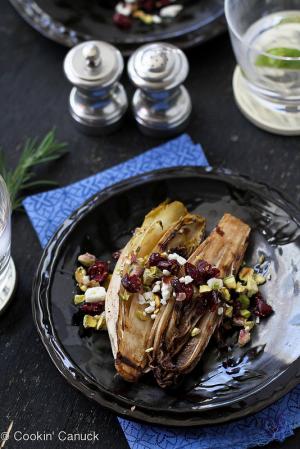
[171,277,194,301]
[149,252,166,267]
[157,259,180,275]
[185,262,203,285]
[87,260,109,284]
[121,274,142,293]
[197,260,220,280]
[254,293,274,318]
[141,0,155,11]
[113,13,132,29]
[185,260,220,285]
[80,303,104,315]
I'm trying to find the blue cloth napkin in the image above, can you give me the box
[23,134,300,449]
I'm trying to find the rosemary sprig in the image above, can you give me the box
[0,130,68,211]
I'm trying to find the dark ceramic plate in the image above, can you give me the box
[9,0,225,54]
[32,167,300,426]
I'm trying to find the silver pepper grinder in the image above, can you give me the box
[127,42,192,137]
[64,41,128,135]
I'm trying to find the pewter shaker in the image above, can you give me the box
[127,42,192,137]
[64,41,128,135]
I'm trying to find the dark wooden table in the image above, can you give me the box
[1,2,300,448]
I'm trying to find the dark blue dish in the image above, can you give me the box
[9,0,225,54]
[32,167,300,426]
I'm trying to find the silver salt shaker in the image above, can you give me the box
[64,41,128,135]
[127,42,192,137]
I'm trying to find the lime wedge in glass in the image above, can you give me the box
[256,48,300,70]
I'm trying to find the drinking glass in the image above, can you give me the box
[225,0,300,135]
[0,176,16,314]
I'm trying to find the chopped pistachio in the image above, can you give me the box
[238,294,250,309]
[74,294,85,305]
[245,321,255,331]
[235,282,247,294]
[207,278,223,290]
[135,310,149,321]
[225,306,233,318]
[145,347,154,353]
[143,266,162,286]
[254,273,266,285]
[154,294,161,309]
[78,253,96,267]
[120,290,131,301]
[240,309,251,319]
[191,327,201,337]
[223,275,237,290]
[239,267,254,282]
[83,315,97,329]
[246,277,259,297]
[96,313,107,331]
[199,285,212,294]
[75,266,87,284]
[221,287,231,302]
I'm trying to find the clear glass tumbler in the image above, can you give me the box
[0,176,16,314]
[225,0,300,135]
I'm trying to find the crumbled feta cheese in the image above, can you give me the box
[160,4,183,18]
[152,283,161,293]
[179,275,193,285]
[162,269,171,276]
[138,294,146,305]
[168,253,187,266]
[218,307,224,316]
[151,314,156,320]
[161,281,172,305]
[145,305,155,314]
[144,292,154,302]
[150,300,156,307]
[85,286,106,303]
[152,15,162,23]
[207,278,223,290]
[256,317,260,324]
[115,2,131,16]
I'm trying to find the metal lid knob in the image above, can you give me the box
[64,40,124,90]
[82,43,102,68]
[128,42,189,91]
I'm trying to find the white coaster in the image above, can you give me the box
[233,66,300,136]
[0,259,17,315]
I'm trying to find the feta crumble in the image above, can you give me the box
[161,281,172,305]
[218,307,224,316]
[85,286,106,303]
[168,253,187,266]
[179,275,193,285]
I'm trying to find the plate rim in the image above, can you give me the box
[32,166,300,427]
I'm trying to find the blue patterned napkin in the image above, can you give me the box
[23,134,300,449]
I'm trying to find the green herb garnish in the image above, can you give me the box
[256,47,300,70]
[0,130,68,211]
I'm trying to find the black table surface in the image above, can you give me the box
[1,2,300,448]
